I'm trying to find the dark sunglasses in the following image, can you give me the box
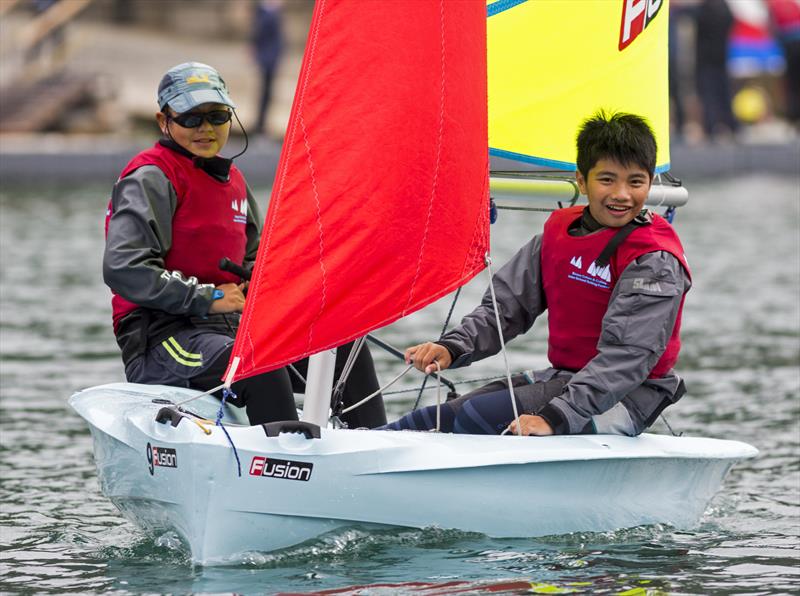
[169,110,232,128]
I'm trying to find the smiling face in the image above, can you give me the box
[156,102,231,158]
[576,158,652,228]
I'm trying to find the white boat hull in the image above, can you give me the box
[71,383,758,565]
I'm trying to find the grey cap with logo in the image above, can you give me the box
[157,62,236,114]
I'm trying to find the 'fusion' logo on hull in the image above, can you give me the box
[146,443,177,475]
[249,456,313,481]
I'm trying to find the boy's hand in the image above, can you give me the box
[208,283,246,314]
[404,342,452,375]
[507,415,553,436]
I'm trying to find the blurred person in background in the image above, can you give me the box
[252,0,284,137]
[766,0,800,128]
[669,2,691,141]
[694,0,740,140]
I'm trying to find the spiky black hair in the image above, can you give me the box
[576,110,657,179]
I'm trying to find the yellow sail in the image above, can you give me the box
[488,0,671,172]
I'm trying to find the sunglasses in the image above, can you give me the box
[169,110,232,128]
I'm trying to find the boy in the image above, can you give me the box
[104,62,386,427]
[385,111,690,436]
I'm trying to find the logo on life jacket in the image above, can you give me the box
[587,260,611,283]
[231,198,248,224]
[249,456,313,481]
[619,0,663,51]
[567,256,612,289]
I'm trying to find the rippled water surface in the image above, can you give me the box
[1,175,798,594]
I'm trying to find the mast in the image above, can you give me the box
[301,349,337,427]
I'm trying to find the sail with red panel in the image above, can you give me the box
[227,0,489,381]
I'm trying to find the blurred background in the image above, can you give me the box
[0,0,798,185]
[0,3,798,592]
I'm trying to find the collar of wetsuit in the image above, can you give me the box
[159,139,232,181]
[569,206,652,236]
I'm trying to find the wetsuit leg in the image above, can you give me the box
[337,341,387,428]
[377,375,530,432]
[190,348,298,425]
[452,378,570,435]
[378,402,456,432]
[452,390,523,434]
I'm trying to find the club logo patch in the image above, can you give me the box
[567,257,612,289]
[231,198,248,224]
[146,442,177,475]
[249,456,313,482]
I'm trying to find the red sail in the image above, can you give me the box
[228,0,489,380]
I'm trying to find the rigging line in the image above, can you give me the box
[660,412,681,437]
[340,364,414,414]
[367,334,457,391]
[383,374,508,395]
[433,360,442,431]
[484,254,522,436]
[174,383,226,406]
[215,388,242,477]
[288,363,307,385]
[496,206,559,213]
[413,286,462,410]
[334,336,366,397]
[330,338,367,416]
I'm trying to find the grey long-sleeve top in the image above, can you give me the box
[438,234,691,435]
[103,165,262,318]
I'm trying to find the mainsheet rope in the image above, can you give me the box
[432,360,443,431]
[484,253,523,435]
[412,287,462,410]
[340,364,415,414]
[215,388,242,477]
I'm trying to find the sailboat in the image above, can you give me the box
[70,0,756,565]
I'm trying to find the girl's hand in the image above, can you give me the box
[208,283,246,314]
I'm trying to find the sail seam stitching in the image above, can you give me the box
[242,0,327,370]
[403,0,446,315]
[301,115,327,351]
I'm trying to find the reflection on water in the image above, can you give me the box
[0,175,798,594]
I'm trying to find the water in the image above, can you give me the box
[1,175,798,594]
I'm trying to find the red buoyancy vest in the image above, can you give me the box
[106,143,250,328]
[541,206,691,378]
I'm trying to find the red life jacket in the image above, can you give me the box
[105,143,249,329]
[541,206,691,378]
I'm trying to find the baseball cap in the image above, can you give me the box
[157,62,236,113]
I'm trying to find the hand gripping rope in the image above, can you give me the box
[412,286,462,411]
